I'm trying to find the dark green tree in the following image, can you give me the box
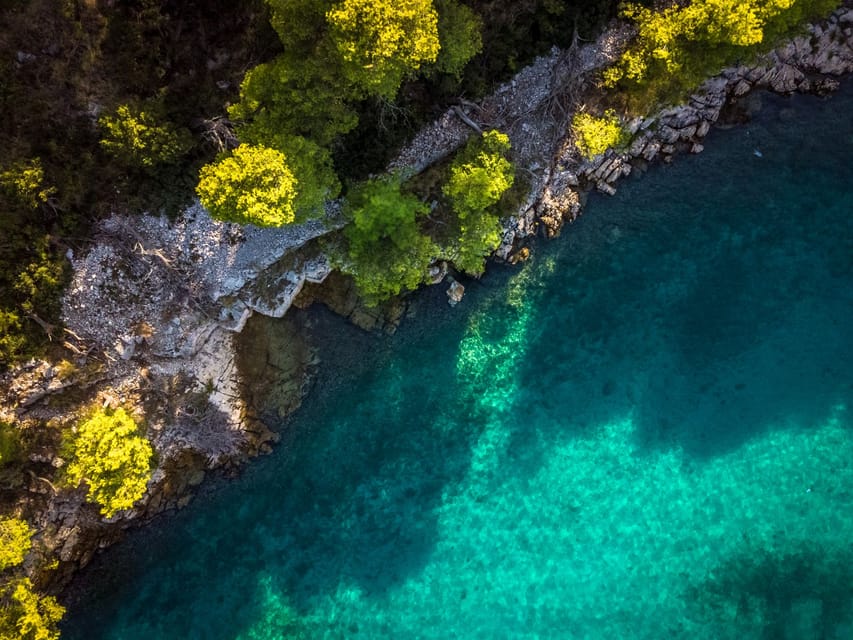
[343,177,439,304]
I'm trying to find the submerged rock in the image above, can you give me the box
[447,280,466,306]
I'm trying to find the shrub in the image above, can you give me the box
[197,145,299,227]
[0,160,55,209]
[65,407,154,518]
[0,578,64,640]
[433,0,483,79]
[0,422,22,468]
[443,130,515,274]
[99,103,193,169]
[343,177,438,304]
[0,517,32,571]
[572,110,629,159]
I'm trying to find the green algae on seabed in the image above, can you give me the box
[63,83,853,639]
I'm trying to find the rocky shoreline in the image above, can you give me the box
[2,2,853,596]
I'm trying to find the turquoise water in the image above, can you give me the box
[64,85,853,639]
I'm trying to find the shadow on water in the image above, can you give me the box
[509,84,853,467]
[686,542,853,639]
[62,84,853,639]
[63,285,501,639]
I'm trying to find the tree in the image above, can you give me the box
[343,177,438,304]
[197,145,299,227]
[65,407,154,518]
[604,0,840,103]
[229,55,360,147]
[571,110,628,159]
[0,578,64,640]
[0,160,54,210]
[326,0,440,98]
[432,0,483,79]
[99,103,192,169]
[0,517,32,571]
[443,130,515,274]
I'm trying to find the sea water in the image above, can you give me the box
[63,83,853,639]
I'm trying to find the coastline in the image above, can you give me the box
[3,1,853,596]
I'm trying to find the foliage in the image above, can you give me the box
[0,160,55,210]
[343,177,438,304]
[326,0,440,98]
[433,0,483,79]
[604,0,840,105]
[0,312,27,366]
[443,130,515,274]
[13,236,67,318]
[229,55,360,147]
[0,517,32,571]
[65,407,154,518]
[572,110,629,159]
[99,103,193,169]
[0,578,64,640]
[0,422,21,467]
[197,145,299,227]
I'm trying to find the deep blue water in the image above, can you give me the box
[63,83,853,639]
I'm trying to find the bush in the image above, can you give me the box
[65,407,154,518]
[0,422,22,468]
[197,145,299,227]
[433,0,483,79]
[572,110,629,159]
[604,0,840,106]
[0,517,32,571]
[0,578,64,640]
[0,160,55,210]
[442,130,515,274]
[343,177,438,304]
[99,103,193,169]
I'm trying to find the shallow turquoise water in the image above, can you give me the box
[64,85,853,639]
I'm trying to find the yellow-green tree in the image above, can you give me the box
[0,517,64,640]
[326,0,440,98]
[572,110,628,159]
[0,517,32,572]
[197,145,299,227]
[433,0,483,79]
[99,103,193,169]
[0,160,55,210]
[0,578,64,640]
[443,130,515,275]
[65,407,154,518]
[604,0,839,103]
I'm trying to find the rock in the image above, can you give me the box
[733,79,752,96]
[690,143,705,154]
[428,261,448,284]
[446,280,465,306]
[657,125,680,144]
[596,182,617,196]
[642,140,661,161]
[508,247,531,265]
